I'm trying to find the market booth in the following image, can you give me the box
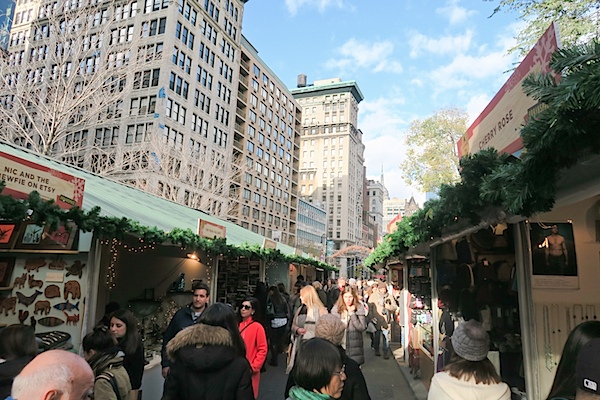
[401,23,600,400]
[0,142,319,399]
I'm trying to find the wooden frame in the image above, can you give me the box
[0,222,21,250]
[0,257,16,287]
[14,221,79,251]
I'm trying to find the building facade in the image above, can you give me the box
[296,198,326,259]
[290,77,365,276]
[230,35,300,245]
[367,177,387,243]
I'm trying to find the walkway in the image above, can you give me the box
[258,336,425,400]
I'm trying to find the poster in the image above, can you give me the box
[530,222,578,289]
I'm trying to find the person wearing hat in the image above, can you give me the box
[576,338,600,400]
[427,320,510,400]
[367,281,398,359]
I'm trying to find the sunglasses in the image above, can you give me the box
[241,304,252,310]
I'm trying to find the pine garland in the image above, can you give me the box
[366,40,600,269]
[0,186,337,272]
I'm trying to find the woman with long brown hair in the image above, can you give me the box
[332,286,367,365]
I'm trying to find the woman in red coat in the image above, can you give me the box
[239,297,268,398]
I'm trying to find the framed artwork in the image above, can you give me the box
[530,222,579,289]
[14,222,79,251]
[0,222,20,249]
[0,257,16,287]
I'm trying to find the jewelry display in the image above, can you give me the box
[586,304,597,321]
[543,304,554,371]
[573,304,584,324]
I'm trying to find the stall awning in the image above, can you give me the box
[0,142,298,255]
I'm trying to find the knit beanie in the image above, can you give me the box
[451,320,489,361]
[315,314,345,346]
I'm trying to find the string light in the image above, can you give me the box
[104,237,157,290]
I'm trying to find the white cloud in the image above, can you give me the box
[465,93,491,125]
[284,0,346,16]
[411,78,424,87]
[408,30,474,58]
[325,38,403,74]
[436,0,478,25]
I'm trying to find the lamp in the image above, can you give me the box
[186,252,199,261]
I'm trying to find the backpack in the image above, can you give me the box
[96,371,121,400]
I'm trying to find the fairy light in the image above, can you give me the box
[105,237,157,289]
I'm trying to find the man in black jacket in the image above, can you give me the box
[161,281,210,377]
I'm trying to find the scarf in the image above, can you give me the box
[288,386,332,400]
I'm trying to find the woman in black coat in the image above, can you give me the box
[162,303,254,400]
[0,324,37,398]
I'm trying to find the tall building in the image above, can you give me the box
[290,77,365,276]
[4,0,301,245]
[5,0,249,218]
[230,35,300,245]
[366,176,387,243]
[0,0,13,48]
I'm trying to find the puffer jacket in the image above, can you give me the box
[162,323,253,400]
[88,350,131,400]
[331,303,367,365]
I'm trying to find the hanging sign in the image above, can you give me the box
[0,151,85,209]
[197,219,226,239]
[263,238,277,250]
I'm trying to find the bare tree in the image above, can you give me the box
[0,0,150,156]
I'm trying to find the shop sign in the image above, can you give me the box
[263,238,277,250]
[197,219,226,239]
[0,151,85,209]
[457,23,560,158]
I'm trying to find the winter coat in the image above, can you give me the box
[285,352,371,400]
[239,317,268,398]
[367,290,397,330]
[120,338,144,390]
[316,289,327,307]
[88,351,132,400]
[162,323,253,400]
[427,371,511,400]
[161,305,201,368]
[331,303,367,365]
[0,356,33,399]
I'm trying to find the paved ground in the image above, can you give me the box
[258,335,423,400]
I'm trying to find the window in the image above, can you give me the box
[94,127,119,146]
[126,123,152,143]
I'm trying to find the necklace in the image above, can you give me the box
[543,305,554,371]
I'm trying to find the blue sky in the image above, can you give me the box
[241,0,524,204]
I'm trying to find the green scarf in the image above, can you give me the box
[288,386,332,400]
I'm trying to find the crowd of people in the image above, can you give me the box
[3,276,600,400]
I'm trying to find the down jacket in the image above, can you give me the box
[162,323,253,400]
[331,303,367,365]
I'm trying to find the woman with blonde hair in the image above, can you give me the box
[332,286,367,365]
[287,285,328,373]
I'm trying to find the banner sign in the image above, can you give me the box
[457,23,560,158]
[0,152,85,209]
[197,219,226,239]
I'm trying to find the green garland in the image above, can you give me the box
[365,40,600,268]
[0,187,337,272]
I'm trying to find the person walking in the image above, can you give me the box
[162,303,253,400]
[83,325,132,400]
[367,282,398,359]
[161,281,210,378]
[287,285,328,373]
[427,320,510,400]
[238,297,268,399]
[267,285,290,366]
[332,286,367,365]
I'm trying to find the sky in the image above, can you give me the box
[241,0,525,206]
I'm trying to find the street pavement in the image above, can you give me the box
[258,335,421,400]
